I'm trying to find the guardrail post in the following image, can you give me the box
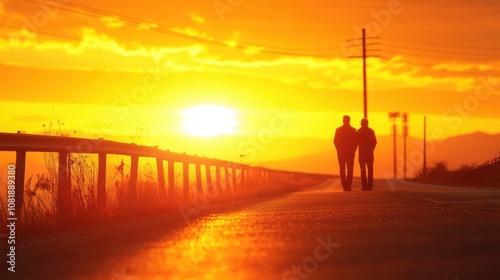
[183,161,189,199]
[263,170,268,191]
[224,165,231,193]
[251,168,256,190]
[168,160,175,198]
[257,169,263,191]
[15,150,26,223]
[196,162,203,194]
[232,166,237,193]
[97,153,107,212]
[240,166,246,190]
[57,151,71,224]
[156,157,166,196]
[215,165,222,193]
[247,168,253,190]
[129,155,138,207]
[253,169,258,190]
[205,163,213,192]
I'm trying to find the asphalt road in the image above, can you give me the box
[9,179,500,280]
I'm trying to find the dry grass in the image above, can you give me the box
[0,152,182,231]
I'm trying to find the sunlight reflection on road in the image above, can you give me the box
[103,182,344,280]
[121,212,271,280]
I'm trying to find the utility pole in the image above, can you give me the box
[423,116,427,179]
[346,29,379,119]
[389,112,400,179]
[362,29,368,119]
[402,113,408,180]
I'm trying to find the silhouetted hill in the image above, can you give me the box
[426,132,500,168]
[263,132,500,178]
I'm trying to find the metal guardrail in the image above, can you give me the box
[0,132,334,225]
[475,156,500,170]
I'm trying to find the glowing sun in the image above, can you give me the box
[182,105,238,137]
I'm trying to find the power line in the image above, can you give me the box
[7,0,500,67]
[382,59,500,77]
[26,0,500,62]
[381,42,499,59]
[382,35,500,53]
[63,0,344,53]
[0,23,80,41]
[65,0,342,52]
[20,0,343,58]
[14,0,500,61]
[379,34,499,62]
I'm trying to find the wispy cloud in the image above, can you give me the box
[170,27,214,41]
[136,22,158,31]
[100,16,126,29]
[0,25,497,97]
[189,13,205,24]
[0,28,205,72]
[432,62,493,72]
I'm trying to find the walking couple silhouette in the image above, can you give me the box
[334,115,377,191]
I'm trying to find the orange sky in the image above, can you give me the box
[1,0,499,172]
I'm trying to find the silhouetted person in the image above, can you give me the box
[357,118,377,191]
[334,115,357,191]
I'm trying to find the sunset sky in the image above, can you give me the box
[1,0,499,173]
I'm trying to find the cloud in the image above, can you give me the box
[136,23,158,31]
[243,46,264,55]
[100,16,126,29]
[189,13,205,24]
[170,27,214,41]
[0,28,205,72]
[0,26,497,98]
[432,62,493,72]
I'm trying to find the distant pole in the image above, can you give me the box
[403,113,408,180]
[423,116,427,179]
[362,28,368,119]
[393,122,397,178]
[389,112,400,179]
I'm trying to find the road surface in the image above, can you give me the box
[10,179,500,279]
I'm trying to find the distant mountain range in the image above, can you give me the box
[263,132,500,178]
